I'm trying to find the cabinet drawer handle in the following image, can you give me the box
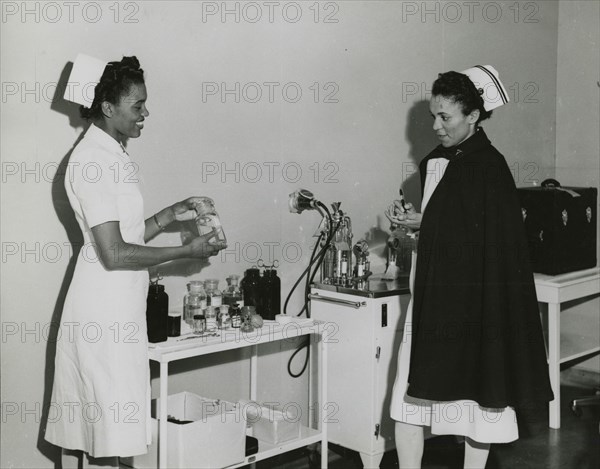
[308,293,367,309]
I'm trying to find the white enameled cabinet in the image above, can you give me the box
[310,282,409,469]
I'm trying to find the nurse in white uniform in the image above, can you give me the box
[45,54,226,468]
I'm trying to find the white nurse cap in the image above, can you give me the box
[461,65,509,111]
[64,53,108,107]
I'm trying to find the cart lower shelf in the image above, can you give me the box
[229,426,322,468]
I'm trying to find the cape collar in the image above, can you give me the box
[428,127,491,161]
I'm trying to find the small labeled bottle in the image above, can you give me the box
[218,304,232,330]
[204,279,222,308]
[223,274,243,307]
[193,314,206,334]
[230,304,242,328]
[184,280,206,325]
[205,306,218,332]
[240,306,255,333]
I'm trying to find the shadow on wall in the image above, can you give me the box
[404,99,439,212]
[38,61,85,468]
[365,99,439,266]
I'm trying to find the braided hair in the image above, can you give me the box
[80,56,144,120]
[432,71,492,125]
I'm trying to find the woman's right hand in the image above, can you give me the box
[385,201,422,230]
[186,232,227,258]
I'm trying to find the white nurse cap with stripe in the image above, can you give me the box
[461,65,509,111]
[64,53,108,107]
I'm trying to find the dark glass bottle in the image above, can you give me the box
[146,283,168,343]
[260,269,281,320]
[241,268,262,315]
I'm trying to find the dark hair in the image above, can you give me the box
[432,71,492,124]
[80,56,144,120]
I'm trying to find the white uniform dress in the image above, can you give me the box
[45,124,151,457]
[390,158,519,444]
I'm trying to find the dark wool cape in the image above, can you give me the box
[407,128,554,408]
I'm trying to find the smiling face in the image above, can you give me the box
[430,95,479,148]
[101,82,149,143]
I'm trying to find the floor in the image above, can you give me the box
[254,371,600,469]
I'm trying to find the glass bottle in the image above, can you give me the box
[205,306,218,332]
[184,280,206,325]
[230,304,242,328]
[223,274,243,307]
[204,279,222,308]
[241,268,262,315]
[146,282,168,343]
[260,269,280,320]
[240,306,255,332]
[218,304,232,330]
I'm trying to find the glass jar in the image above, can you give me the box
[193,314,206,334]
[195,200,227,245]
[167,311,181,337]
[223,274,243,307]
[184,280,206,325]
[205,306,218,332]
[218,305,232,330]
[204,279,222,308]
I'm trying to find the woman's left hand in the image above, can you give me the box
[171,196,214,222]
[385,201,422,230]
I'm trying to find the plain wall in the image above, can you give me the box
[0,1,569,467]
[555,0,600,375]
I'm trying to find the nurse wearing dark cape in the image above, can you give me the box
[388,66,553,469]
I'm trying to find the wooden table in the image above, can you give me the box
[534,267,600,429]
